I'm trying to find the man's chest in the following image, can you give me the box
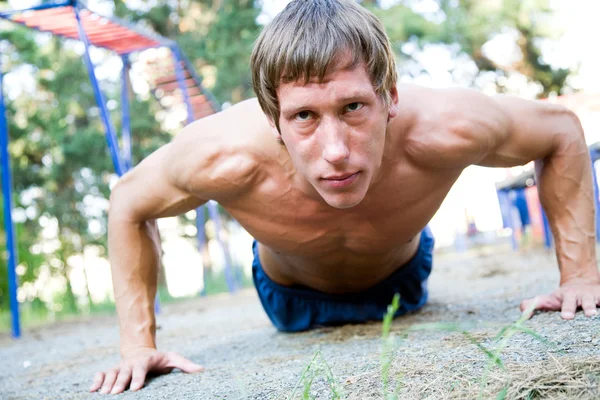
[224,166,459,257]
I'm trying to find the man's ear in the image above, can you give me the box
[388,86,399,120]
[267,116,282,139]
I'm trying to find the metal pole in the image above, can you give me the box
[207,201,236,293]
[177,51,221,113]
[0,60,21,338]
[172,46,218,294]
[541,207,552,249]
[196,206,206,248]
[170,45,195,124]
[74,5,126,177]
[196,206,207,296]
[120,55,132,171]
[496,189,518,251]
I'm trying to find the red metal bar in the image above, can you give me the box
[16,11,75,26]
[40,20,100,32]
[156,78,196,92]
[155,73,192,85]
[190,95,207,104]
[111,38,158,48]
[12,7,73,23]
[109,44,159,54]
[193,108,214,119]
[50,21,129,38]
[113,43,159,54]
[86,28,137,41]
[186,87,202,96]
[91,33,152,46]
[50,24,113,36]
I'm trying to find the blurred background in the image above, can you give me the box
[0,0,599,333]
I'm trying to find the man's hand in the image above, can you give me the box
[89,348,204,395]
[520,278,600,320]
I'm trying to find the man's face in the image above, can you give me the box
[274,64,398,209]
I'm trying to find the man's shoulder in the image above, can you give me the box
[167,98,276,199]
[396,85,505,169]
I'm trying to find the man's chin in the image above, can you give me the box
[320,192,365,209]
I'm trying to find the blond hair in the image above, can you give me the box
[251,0,397,131]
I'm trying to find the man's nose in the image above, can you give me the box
[321,122,349,164]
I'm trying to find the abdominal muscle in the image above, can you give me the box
[256,233,422,293]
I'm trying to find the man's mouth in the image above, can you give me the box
[320,172,360,188]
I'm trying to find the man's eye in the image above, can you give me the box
[295,111,313,121]
[344,102,364,112]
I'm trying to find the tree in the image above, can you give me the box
[112,0,261,104]
[0,6,171,317]
[368,0,571,97]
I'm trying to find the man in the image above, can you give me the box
[90,0,600,395]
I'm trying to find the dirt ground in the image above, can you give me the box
[1,244,599,399]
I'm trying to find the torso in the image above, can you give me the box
[189,85,467,293]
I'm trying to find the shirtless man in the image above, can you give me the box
[90,0,600,395]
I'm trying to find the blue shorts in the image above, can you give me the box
[252,227,435,332]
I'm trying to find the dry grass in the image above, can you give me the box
[392,356,600,399]
[486,357,600,400]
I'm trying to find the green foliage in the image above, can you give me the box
[370,0,570,97]
[113,0,261,104]
[0,16,170,315]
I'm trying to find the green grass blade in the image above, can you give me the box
[462,331,504,369]
[288,349,321,400]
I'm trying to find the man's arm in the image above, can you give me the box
[439,89,599,319]
[89,138,208,395]
[90,99,265,395]
[109,143,208,355]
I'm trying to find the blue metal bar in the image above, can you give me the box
[74,5,126,177]
[0,1,72,19]
[207,201,236,293]
[170,45,195,124]
[541,206,552,249]
[496,189,518,250]
[120,55,132,171]
[196,206,207,296]
[177,49,221,113]
[0,60,21,338]
[196,206,206,249]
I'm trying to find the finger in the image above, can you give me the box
[561,292,577,320]
[520,294,561,315]
[166,352,204,373]
[129,366,148,392]
[89,372,104,392]
[581,294,598,317]
[110,367,132,395]
[100,369,119,394]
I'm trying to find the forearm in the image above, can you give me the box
[108,215,161,356]
[536,120,599,283]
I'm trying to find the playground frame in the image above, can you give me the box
[0,0,234,339]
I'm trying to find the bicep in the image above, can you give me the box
[109,143,207,222]
[477,96,576,168]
